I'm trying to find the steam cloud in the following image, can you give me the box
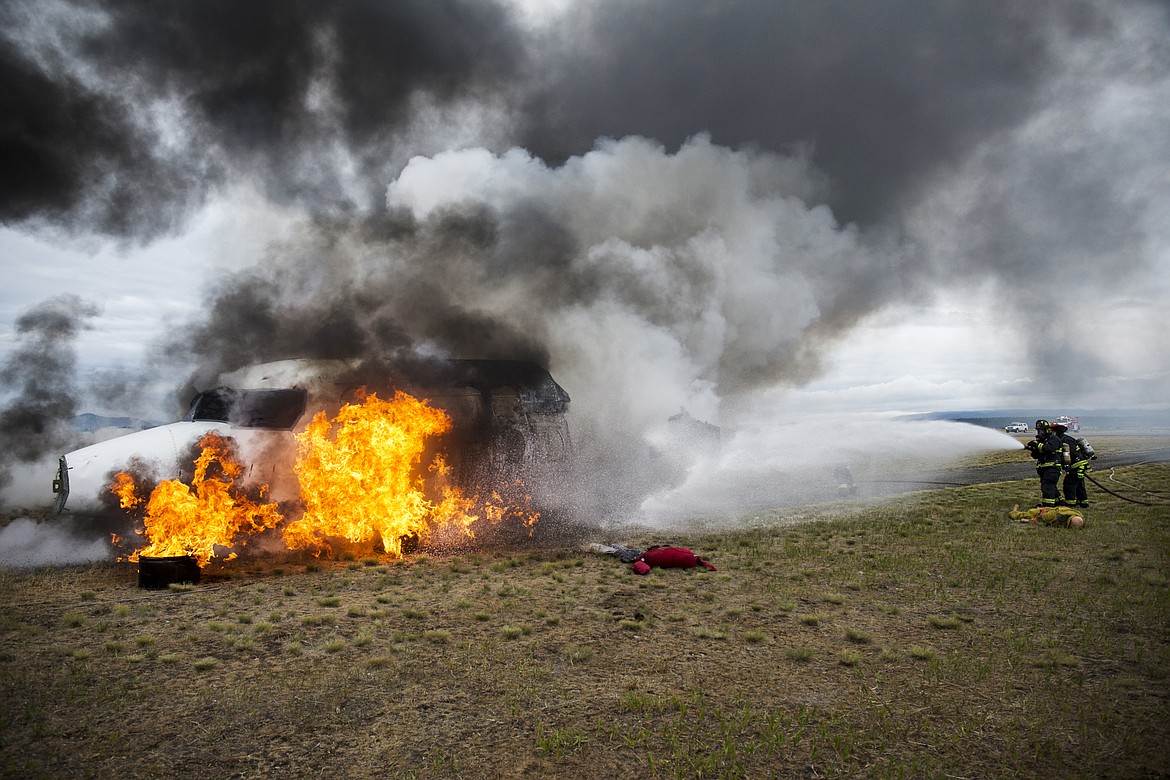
[0,517,111,567]
[2,1,1168,520]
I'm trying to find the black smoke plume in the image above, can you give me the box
[0,295,99,495]
[1,0,524,239]
[519,0,1071,225]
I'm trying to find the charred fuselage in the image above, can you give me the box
[52,358,572,517]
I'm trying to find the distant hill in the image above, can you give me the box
[895,409,1170,431]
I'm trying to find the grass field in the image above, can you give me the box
[1,456,1168,779]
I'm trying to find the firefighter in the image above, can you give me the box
[1023,419,1063,507]
[1051,421,1094,507]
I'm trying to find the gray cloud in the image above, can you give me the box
[2,0,1168,427]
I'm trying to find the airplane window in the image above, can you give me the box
[186,388,307,429]
[186,388,233,422]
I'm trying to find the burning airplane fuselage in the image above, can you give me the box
[52,359,572,561]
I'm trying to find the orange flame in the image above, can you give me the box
[111,471,143,510]
[282,390,480,557]
[484,481,541,535]
[114,432,283,565]
[110,390,542,566]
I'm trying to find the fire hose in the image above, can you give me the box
[1103,464,1170,498]
[854,479,969,487]
[1084,472,1167,506]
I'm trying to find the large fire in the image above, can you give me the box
[282,389,480,557]
[113,389,540,566]
[114,432,283,565]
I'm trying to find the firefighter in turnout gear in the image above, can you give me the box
[1024,419,1064,507]
[1051,421,1095,507]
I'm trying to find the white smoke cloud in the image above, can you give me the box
[382,135,1041,525]
[0,516,112,568]
[387,135,877,439]
[639,418,1022,525]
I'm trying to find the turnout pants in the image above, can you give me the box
[1038,466,1062,506]
[1063,461,1090,504]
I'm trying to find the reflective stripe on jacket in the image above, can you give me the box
[1032,432,1063,468]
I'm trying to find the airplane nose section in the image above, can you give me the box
[52,455,70,513]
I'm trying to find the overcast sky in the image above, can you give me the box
[2,0,1168,434]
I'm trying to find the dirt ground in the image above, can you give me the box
[2,459,1169,779]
